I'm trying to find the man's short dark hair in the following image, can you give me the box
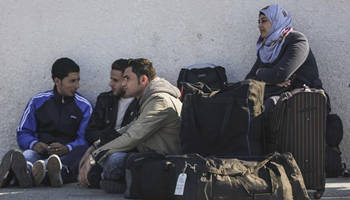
[51,57,80,80]
[111,59,129,72]
[127,58,156,81]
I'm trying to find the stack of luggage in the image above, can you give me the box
[122,64,337,199]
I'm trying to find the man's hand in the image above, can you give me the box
[77,145,98,187]
[48,142,69,156]
[276,80,291,88]
[78,155,92,187]
[32,142,49,154]
[79,146,95,170]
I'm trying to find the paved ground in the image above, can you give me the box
[0,178,349,200]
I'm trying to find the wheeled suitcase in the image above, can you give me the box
[268,87,327,199]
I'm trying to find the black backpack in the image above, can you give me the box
[325,114,347,177]
[326,146,347,178]
[177,63,227,101]
[326,114,343,147]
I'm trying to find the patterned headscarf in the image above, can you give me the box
[257,5,293,63]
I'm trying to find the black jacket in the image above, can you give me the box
[85,91,138,145]
[245,31,323,98]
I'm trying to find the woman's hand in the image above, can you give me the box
[276,80,291,87]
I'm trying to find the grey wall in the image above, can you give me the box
[1,0,349,165]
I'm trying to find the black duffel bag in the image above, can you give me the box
[180,79,265,156]
[124,152,173,200]
[124,152,310,200]
[177,63,227,101]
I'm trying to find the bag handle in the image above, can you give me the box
[236,160,281,198]
[213,66,227,88]
[266,162,282,196]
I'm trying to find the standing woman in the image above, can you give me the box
[245,4,323,110]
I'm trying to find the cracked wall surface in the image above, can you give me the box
[1,0,349,165]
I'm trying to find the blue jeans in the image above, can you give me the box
[100,152,127,181]
[23,145,88,183]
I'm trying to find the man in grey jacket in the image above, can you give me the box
[87,58,182,193]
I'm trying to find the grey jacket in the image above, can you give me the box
[92,77,182,163]
[246,31,323,98]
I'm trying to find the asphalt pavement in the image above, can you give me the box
[0,178,350,200]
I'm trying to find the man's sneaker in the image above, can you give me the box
[47,155,63,187]
[11,150,33,188]
[100,179,126,193]
[87,164,103,188]
[32,160,46,186]
[0,150,15,187]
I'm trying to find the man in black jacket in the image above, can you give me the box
[78,59,138,189]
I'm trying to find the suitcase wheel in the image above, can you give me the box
[314,190,324,199]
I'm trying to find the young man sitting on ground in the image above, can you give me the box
[80,58,182,193]
[78,59,138,188]
[0,58,92,188]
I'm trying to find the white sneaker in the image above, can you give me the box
[47,155,63,187]
[32,160,46,186]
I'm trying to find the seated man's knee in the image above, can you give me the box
[23,149,38,157]
[101,152,128,180]
[22,149,41,163]
[105,152,128,166]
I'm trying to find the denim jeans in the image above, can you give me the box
[100,152,127,181]
[23,145,88,183]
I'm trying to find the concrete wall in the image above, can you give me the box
[1,0,349,165]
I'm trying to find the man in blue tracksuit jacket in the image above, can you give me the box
[0,58,92,188]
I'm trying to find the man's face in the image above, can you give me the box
[109,69,125,97]
[55,72,80,96]
[122,67,145,99]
